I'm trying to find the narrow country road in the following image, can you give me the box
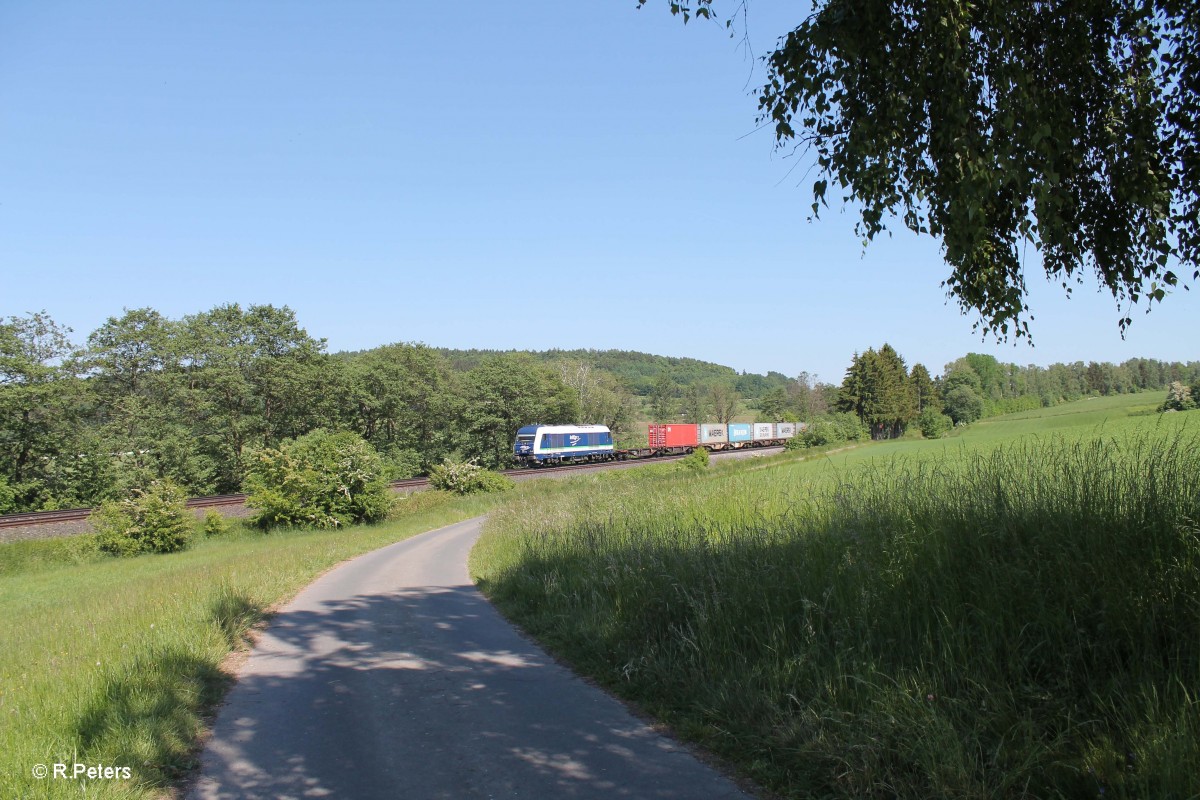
[188,517,752,799]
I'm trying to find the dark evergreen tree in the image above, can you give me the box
[839,345,917,439]
[909,363,940,413]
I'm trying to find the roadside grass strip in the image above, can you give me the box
[474,406,1200,798]
[0,490,500,799]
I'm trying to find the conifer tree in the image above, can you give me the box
[909,363,940,413]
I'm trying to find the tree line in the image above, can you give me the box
[2,305,1195,512]
[751,346,1200,442]
[0,306,591,512]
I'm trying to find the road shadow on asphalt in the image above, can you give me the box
[190,582,747,799]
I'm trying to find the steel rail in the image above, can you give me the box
[0,448,781,530]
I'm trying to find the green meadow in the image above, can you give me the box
[474,394,1200,799]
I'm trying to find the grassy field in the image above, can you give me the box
[0,490,503,799]
[474,393,1200,799]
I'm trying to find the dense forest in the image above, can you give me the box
[1,304,1195,513]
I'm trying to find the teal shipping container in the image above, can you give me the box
[728,423,752,443]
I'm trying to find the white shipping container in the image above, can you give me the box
[699,424,728,444]
[752,422,775,440]
[776,422,797,438]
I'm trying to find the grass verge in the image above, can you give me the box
[0,489,501,799]
[474,411,1199,798]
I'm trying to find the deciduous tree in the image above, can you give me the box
[181,304,330,491]
[0,312,86,508]
[650,373,678,423]
[643,0,1199,338]
[759,387,789,420]
[708,382,740,425]
[349,343,451,471]
[943,384,985,425]
[85,308,213,496]
[461,354,578,468]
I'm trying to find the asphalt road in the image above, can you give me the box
[188,517,753,799]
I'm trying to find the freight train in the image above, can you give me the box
[512,422,800,466]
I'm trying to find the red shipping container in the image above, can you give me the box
[647,424,699,448]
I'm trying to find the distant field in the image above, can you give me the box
[766,390,1172,467]
[962,391,1167,436]
[474,393,1199,799]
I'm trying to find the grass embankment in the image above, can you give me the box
[474,399,1200,798]
[0,490,501,800]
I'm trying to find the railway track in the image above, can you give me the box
[0,449,779,534]
[0,495,250,530]
[0,481,427,530]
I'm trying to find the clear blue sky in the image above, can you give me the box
[2,1,1195,385]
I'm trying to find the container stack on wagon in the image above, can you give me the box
[647,424,698,449]
[642,421,799,456]
[699,424,728,447]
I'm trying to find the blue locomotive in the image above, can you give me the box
[513,424,615,466]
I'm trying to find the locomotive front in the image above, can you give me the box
[513,425,539,465]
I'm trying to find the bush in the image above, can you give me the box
[680,447,710,471]
[244,430,392,530]
[797,412,871,447]
[917,407,954,439]
[201,510,229,537]
[428,460,515,495]
[833,412,871,441]
[92,480,193,556]
[1160,381,1197,412]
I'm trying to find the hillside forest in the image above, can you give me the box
[2,304,1197,513]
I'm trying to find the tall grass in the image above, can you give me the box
[475,428,1200,798]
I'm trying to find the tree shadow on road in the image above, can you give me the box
[188,582,746,799]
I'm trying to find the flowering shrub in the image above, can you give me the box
[245,430,391,529]
[428,460,514,495]
[1159,381,1196,412]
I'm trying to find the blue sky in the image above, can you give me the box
[2,1,1195,386]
